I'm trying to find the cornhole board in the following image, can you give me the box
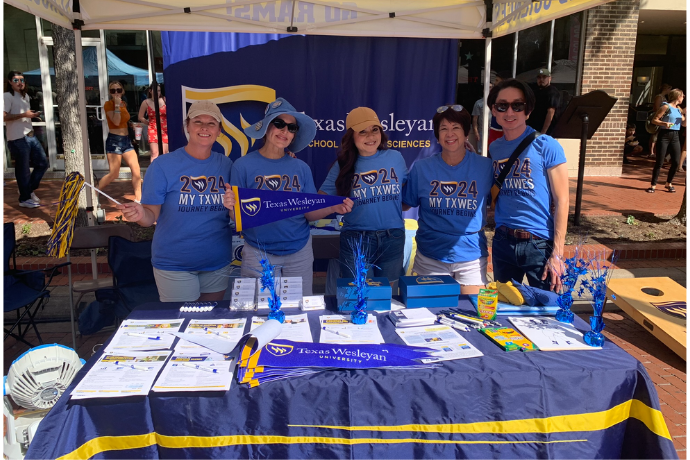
[606,277,686,360]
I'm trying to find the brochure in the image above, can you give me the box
[104,319,182,352]
[394,324,483,363]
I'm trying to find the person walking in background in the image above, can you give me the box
[648,83,672,158]
[319,107,407,289]
[528,69,561,135]
[403,104,493,294]
[472,74,504,156]
[137,84,168,161]
[647,89,685,193]
[3,71,48,209]
[98,80,142,202]
[117,101,233,302]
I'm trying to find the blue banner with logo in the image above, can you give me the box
[162,33,457,189]
[231,186,348,231]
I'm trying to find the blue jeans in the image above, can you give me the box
[7,135,49,202]
[492,227,553,291]
[339,229,405,283]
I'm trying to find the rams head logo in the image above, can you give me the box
[650,301,686,319]
[416,276,443,284]
[190,176,208,193]
[264,175,282,191]
[360,170,379,186]
[241,197,261,216]
[439,181,457,196]
[266,342,294,357]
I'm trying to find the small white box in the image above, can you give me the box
[301,295,326,311]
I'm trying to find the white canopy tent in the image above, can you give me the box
[5,0,615,201]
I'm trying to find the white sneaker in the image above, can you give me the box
[30,192,40,204]
[19,200,40,208]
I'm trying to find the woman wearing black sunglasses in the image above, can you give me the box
[402,105,493,294]
[98,80,142,202]
[226,98,352,295]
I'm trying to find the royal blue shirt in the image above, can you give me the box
[489,126,566,240]
[319,149,408,231]
[142,147,233,271]
[402,152,493,263]
[230,151,316,255]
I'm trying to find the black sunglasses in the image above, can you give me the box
[109,88,123,94]
[12,78,25,84]
[494,102,527,113]
[271,118,299,133]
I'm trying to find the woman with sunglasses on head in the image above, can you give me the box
[137,84,168,161]
[487,79,568,293]
[402,105,493,294]
[647,88,685,193]
[319,107,408,288]
[117,101,234,302]
[224,98,352,295]
[99,80,142,202]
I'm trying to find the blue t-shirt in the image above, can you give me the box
[230,151,316,255]
[662,103,683,131]
[319,149,408,231]
[489,126,566,240]
[402,152,493,263]
[141,147,233,271]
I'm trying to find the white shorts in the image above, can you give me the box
[412,251,488,286]
[153,263,233,302]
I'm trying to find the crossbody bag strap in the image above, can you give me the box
[490,131,539,209]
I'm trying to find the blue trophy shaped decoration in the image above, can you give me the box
[555,245,588,324]
[258,254,283,323]
[579,250,618,347]
[347,236,373,325]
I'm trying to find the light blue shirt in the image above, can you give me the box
[230,151,316,255]
[402,152,493,263]
[662,103,683,131]
[319,149,408,231]
[142,147,233,271]
[489,126,566,240]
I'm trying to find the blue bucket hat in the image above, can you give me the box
[244,98,317,153]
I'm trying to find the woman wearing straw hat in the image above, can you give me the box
[117,100,234,302]
[402,104,493,294]
[224,98,352,295]
[318,107,408,288]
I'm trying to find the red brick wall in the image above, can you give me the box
[580,0,640,176]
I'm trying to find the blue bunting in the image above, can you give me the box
[580,250,619,347]
[555,245,589,324]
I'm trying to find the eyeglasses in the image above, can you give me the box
[437,104,464,113]
[493,102,527,113]
[271,118,299,133]
[109,88,123,94]
[12,78,25,84]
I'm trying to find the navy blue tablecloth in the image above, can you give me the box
[26,297,677,459]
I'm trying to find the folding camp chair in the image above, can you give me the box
[107,236,159,314]
[67,224,133,349]
[4,222,70,347]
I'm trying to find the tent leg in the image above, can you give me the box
[481,36,492,157]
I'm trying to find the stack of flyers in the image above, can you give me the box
[152,353,234,392]
[258,277,302,309]
[251,314,313,342]
[231,278,257,310]
[395,325,483,363]
[175,319,247,352]
[319,315,384,344]
[104,319,182,352]
[389,308,437,328]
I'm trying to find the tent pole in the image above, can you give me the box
[481,36,491,157]
[147,31,164,157]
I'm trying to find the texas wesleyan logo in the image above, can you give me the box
[650,301,686,319]
[360,170,379,186]
[241,197,261,216]
[264,175,282,191]
[266,342,294,357]
[416,276,444,284]
[190,176,208,193]
[439,181,457,196]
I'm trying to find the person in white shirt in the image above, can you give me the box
[3,71,48,208]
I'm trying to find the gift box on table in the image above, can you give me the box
[399,275,460,308]
[337,278,392,311]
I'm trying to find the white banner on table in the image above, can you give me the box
[104,319,182,352]
[152,353,234,392]
[394,325,483,363]
[509,317,602,351]
[251,314,313,342]
[70,351,171,400]
[175,319,247,352]
[319,314,385,344]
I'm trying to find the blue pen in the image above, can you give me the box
[126,332,161,340]
[181,362,218,373]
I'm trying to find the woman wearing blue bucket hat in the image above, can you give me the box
[225,98,352,295]
[318,107,408,289]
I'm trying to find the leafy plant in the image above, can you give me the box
[21,223,32,234]
[626,215,638,226]
[645,231,656,239]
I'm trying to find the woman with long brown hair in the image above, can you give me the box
[99,80,142,201]
[647,88,685,193]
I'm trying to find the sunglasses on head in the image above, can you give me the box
[493,102,527,113]
[109,88,123,94]
[12,78,25,84]
[437,104,464,113]
[271,118,299,133]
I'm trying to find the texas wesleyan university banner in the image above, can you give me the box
[231,186,348,231]
[162,33,457,188]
